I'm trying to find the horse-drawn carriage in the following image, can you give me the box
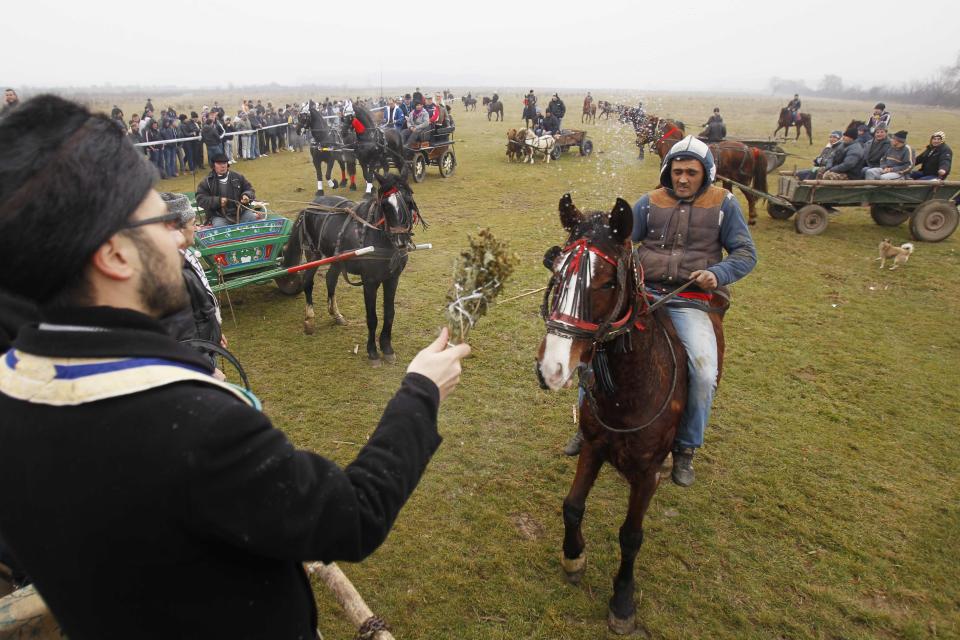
[759,175,960,241]
[407,125,457,182]
[549,129,594,160]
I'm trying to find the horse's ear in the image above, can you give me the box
[559,193,582,231]
[609,198,634,243]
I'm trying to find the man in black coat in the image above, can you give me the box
[911,131,952,179]
[0,94,471,640]
[196,153,258,226]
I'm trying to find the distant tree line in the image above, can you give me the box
[769,52,960,108]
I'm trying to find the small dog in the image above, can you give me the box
[877,239,914,270]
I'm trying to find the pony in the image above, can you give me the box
[298,105,355,194]
[774,108,813,145]
[506,128,525,162]
[598,101,616,120]
[582,101,597,124]
[282,169,424,365]
[521,128,556,163]
[536,193,725,635]
[487,100,504,122]
[652,124,767,225]
[462,95,477,111]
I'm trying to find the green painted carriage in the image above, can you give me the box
[183,193,303,294]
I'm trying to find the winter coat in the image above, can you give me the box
[915,143,952,177]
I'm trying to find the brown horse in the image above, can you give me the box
[774,107,813,144]
[582,100,597,124]
[653,125,768,224]
[505,128,524,162]
[536,194,725,635]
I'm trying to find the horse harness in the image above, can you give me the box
[540,238,682,434]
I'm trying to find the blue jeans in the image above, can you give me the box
[910,171,939,180]
[163,146,177,177]
[210,210,258,227]
[665,304,718,449]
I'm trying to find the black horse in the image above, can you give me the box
[283,170,424,365]
[341,104,407,196]
[298,104,356,194]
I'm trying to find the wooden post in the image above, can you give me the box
[305,562,396,640]
[0,585,62,640]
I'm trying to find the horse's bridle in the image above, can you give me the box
[540,237,682,434]
[540,238,645,344]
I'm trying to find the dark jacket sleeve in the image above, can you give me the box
[239,174,255,201]
[185,373,441,563]
[939,145,952,174]
[195,177,220,214]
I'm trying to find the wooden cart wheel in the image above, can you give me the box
[869,204,910,227]
[909,200,959,242]
[767,201,795,220]
[550,145,562,161]
[274,273,304,295]
[412,155,426,183]
[579,139,594,156]
[439,150,456,177]
[794,204,829,235]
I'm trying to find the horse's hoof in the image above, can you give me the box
[607,609,637,636]
[303,321,315,336]
[382,352,396,364]
[748,218,757,226]
[561,552,586,585]
[333,315,348,326]
[368,357,382,368]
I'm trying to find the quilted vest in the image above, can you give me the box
[635,185,726,286]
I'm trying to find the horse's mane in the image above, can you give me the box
[353,103,376,131]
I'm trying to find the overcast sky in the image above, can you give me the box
[3,0,957,93]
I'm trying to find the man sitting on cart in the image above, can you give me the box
[910,131,952,180]
[196,153,258,226]
[821,126,865,180]
[864,130,913,180]
[540,110,560,136]
[796,130,842,180]
[403,100,432,151]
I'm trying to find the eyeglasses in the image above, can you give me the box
[122,211,183,230]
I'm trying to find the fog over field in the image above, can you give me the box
[4,0,958,94]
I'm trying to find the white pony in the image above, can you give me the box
[521,128,557,163]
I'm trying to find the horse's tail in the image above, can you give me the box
[282,211,307,269]
[751,147,768,195]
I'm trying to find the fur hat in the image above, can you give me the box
[843,126,859,139]
[160,192,195,225]
[893,130,908,141]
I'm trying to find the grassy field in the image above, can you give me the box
[107,90,960,639]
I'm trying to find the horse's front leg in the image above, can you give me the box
[362,279,381,365]
[561,442,604,585]
[326,266,347,326]
[378,274,399,364]
[608,467,660,636]
[303,266,320,335]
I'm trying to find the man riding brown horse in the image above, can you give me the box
[563,136,757,486]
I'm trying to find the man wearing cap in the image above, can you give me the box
[565,136,758,487]
[822,126,866,180]
[911,131,952,180]
[867,103,892,135]
[861,126,891,178]
[404,98,433,151]
[158,193,224,373]
[196,153,258,226]
[855,123,872,146]
[797,130,842,179]
[862,130,912,179]
[0,94,470,639]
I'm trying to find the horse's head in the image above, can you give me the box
[374,169,420,250]
[536,194,638,391]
